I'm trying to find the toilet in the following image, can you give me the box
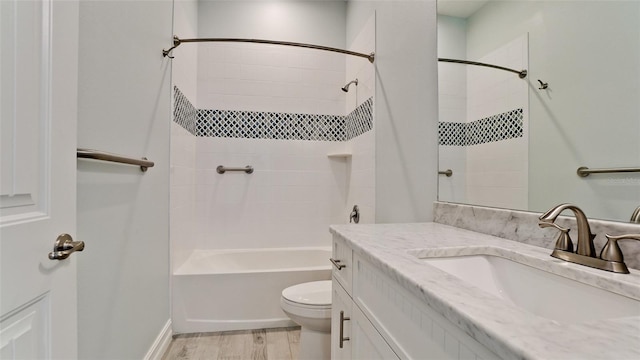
[281,280,332,360]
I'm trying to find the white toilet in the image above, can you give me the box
[281,280,332,360]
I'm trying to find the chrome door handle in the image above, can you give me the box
[339,310,350,348]
[48,233,85,260]
[330,258,346,270]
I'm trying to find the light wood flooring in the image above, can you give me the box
[162,327,301,360]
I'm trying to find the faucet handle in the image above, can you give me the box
[601,234,640,263]
[539,221,574,252]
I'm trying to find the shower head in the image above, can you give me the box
[341,79,359,92]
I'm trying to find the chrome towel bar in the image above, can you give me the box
[217,165,254,174]
[77,148,154,172]
[438,169,453,177]
[577,166,640,177]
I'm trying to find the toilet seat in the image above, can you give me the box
[281,280,332,319]
[281,297,331,318]
[281,280,332,306]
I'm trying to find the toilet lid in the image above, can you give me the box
[282,280,332,306]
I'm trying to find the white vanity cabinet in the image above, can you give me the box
[331,236,400,359]
[331,236,499,360]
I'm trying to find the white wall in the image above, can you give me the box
[347,0,438,223]
[76,1,172,358]
[466,0,640,221]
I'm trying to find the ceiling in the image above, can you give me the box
[437,0,489,18]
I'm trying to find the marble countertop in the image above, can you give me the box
[329,222,640,360]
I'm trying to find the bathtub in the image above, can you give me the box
[172,247,332,333]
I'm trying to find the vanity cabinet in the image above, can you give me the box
[331,236,499,360]
[332,236,399,359]
[332,277,400,360]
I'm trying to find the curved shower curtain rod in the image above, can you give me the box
[439,58,528,79]
[163,36,375,63]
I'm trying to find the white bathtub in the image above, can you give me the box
[172,247,332,334]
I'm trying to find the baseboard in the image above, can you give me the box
[172,317,297,334]
[144,319,172,360]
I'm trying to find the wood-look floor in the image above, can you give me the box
[162,327,301,360]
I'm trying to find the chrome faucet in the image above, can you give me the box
[539,203,640,274]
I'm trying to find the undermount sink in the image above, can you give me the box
[414,250,640,323]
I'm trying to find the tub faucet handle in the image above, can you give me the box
[349,205,360,224]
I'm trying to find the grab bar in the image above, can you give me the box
[439,169,453,177]
[77,148,154,172]
[577,166,640,177]
[216,165,254,174]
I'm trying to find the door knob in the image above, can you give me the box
[48,233,84,260]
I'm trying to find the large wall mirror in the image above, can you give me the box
[437,0,640,223]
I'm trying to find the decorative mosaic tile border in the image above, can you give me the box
[173,86,198,136]
[196,110,345,141]
[346,98,374,140]
[439,108,523,146]
[174,86,373,142]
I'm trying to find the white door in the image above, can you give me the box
[0,0,79,358]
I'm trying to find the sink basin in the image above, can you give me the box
[418,253,640,323]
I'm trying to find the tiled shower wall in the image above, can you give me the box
[197,43,346,116]
[169,3,376,257]
[170,0,197,269]
[171,90,375,251]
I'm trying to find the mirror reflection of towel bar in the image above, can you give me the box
[216,165,253,174]
[439,169,453,177]
[577,166,640,177]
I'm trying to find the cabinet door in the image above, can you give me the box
[351,305,400,360]
[331,278,352,360]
